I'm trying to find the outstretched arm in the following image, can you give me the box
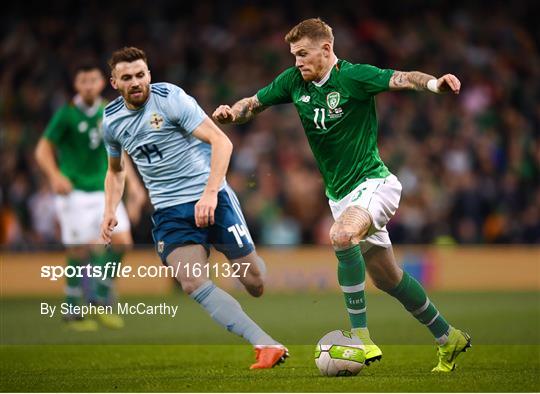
[101,155,126,244]
[389,71,461,94]
[212,95,267,125]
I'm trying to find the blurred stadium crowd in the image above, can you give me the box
[1,0,539,248]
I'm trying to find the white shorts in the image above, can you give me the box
[328,174,402,253]
[55,190,130,245]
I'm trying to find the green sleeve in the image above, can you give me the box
[256,67,296,106]
[341,64,394,98]
[43,106,68,144]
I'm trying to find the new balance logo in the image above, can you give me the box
[298,95,311,103]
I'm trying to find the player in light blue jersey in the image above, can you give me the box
[100,47,287,369]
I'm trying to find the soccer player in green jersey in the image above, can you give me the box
[35,64,145,331]
[213,18,471,372]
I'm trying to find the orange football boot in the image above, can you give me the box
[249,346,289,369]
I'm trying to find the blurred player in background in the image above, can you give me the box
[35,64,146,331]
[100,47,287,369]
[213,18,471,372]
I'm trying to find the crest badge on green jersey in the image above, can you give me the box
[326,92,340,109]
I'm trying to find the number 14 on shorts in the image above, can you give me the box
[227,223,250,247]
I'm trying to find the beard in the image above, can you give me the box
[124,86,149,108]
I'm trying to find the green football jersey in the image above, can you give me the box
[43,100,108,191]
[257,59,394,201]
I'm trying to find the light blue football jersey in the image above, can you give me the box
[103,82,224,209]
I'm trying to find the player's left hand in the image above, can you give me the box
[195,191,218,227]
[437,74,461,94]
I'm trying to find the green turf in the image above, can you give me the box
[1,345,538,392]
[1,291,539,392]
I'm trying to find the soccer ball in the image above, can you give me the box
[315,330,366,377]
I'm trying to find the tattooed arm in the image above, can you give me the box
[389,71,434,91]
[212,95,267,125]
[389,71,461,94]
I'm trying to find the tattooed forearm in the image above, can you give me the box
[230,95,266,124]
[389,71,435,91]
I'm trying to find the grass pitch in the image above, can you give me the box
[1,291,539,392]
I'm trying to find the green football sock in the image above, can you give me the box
[65,257,83,307]
[388,271,450,342]
[92,249,123,304]
[336,245,367,329]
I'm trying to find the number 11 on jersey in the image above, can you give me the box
[313,108,327,130]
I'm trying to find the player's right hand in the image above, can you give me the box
[100,213,118,245]
[212,105,235,124]
[51,173,73,195]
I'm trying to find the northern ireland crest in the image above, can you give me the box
[150,113,164,130]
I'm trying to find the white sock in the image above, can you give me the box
[190,281,278,346]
